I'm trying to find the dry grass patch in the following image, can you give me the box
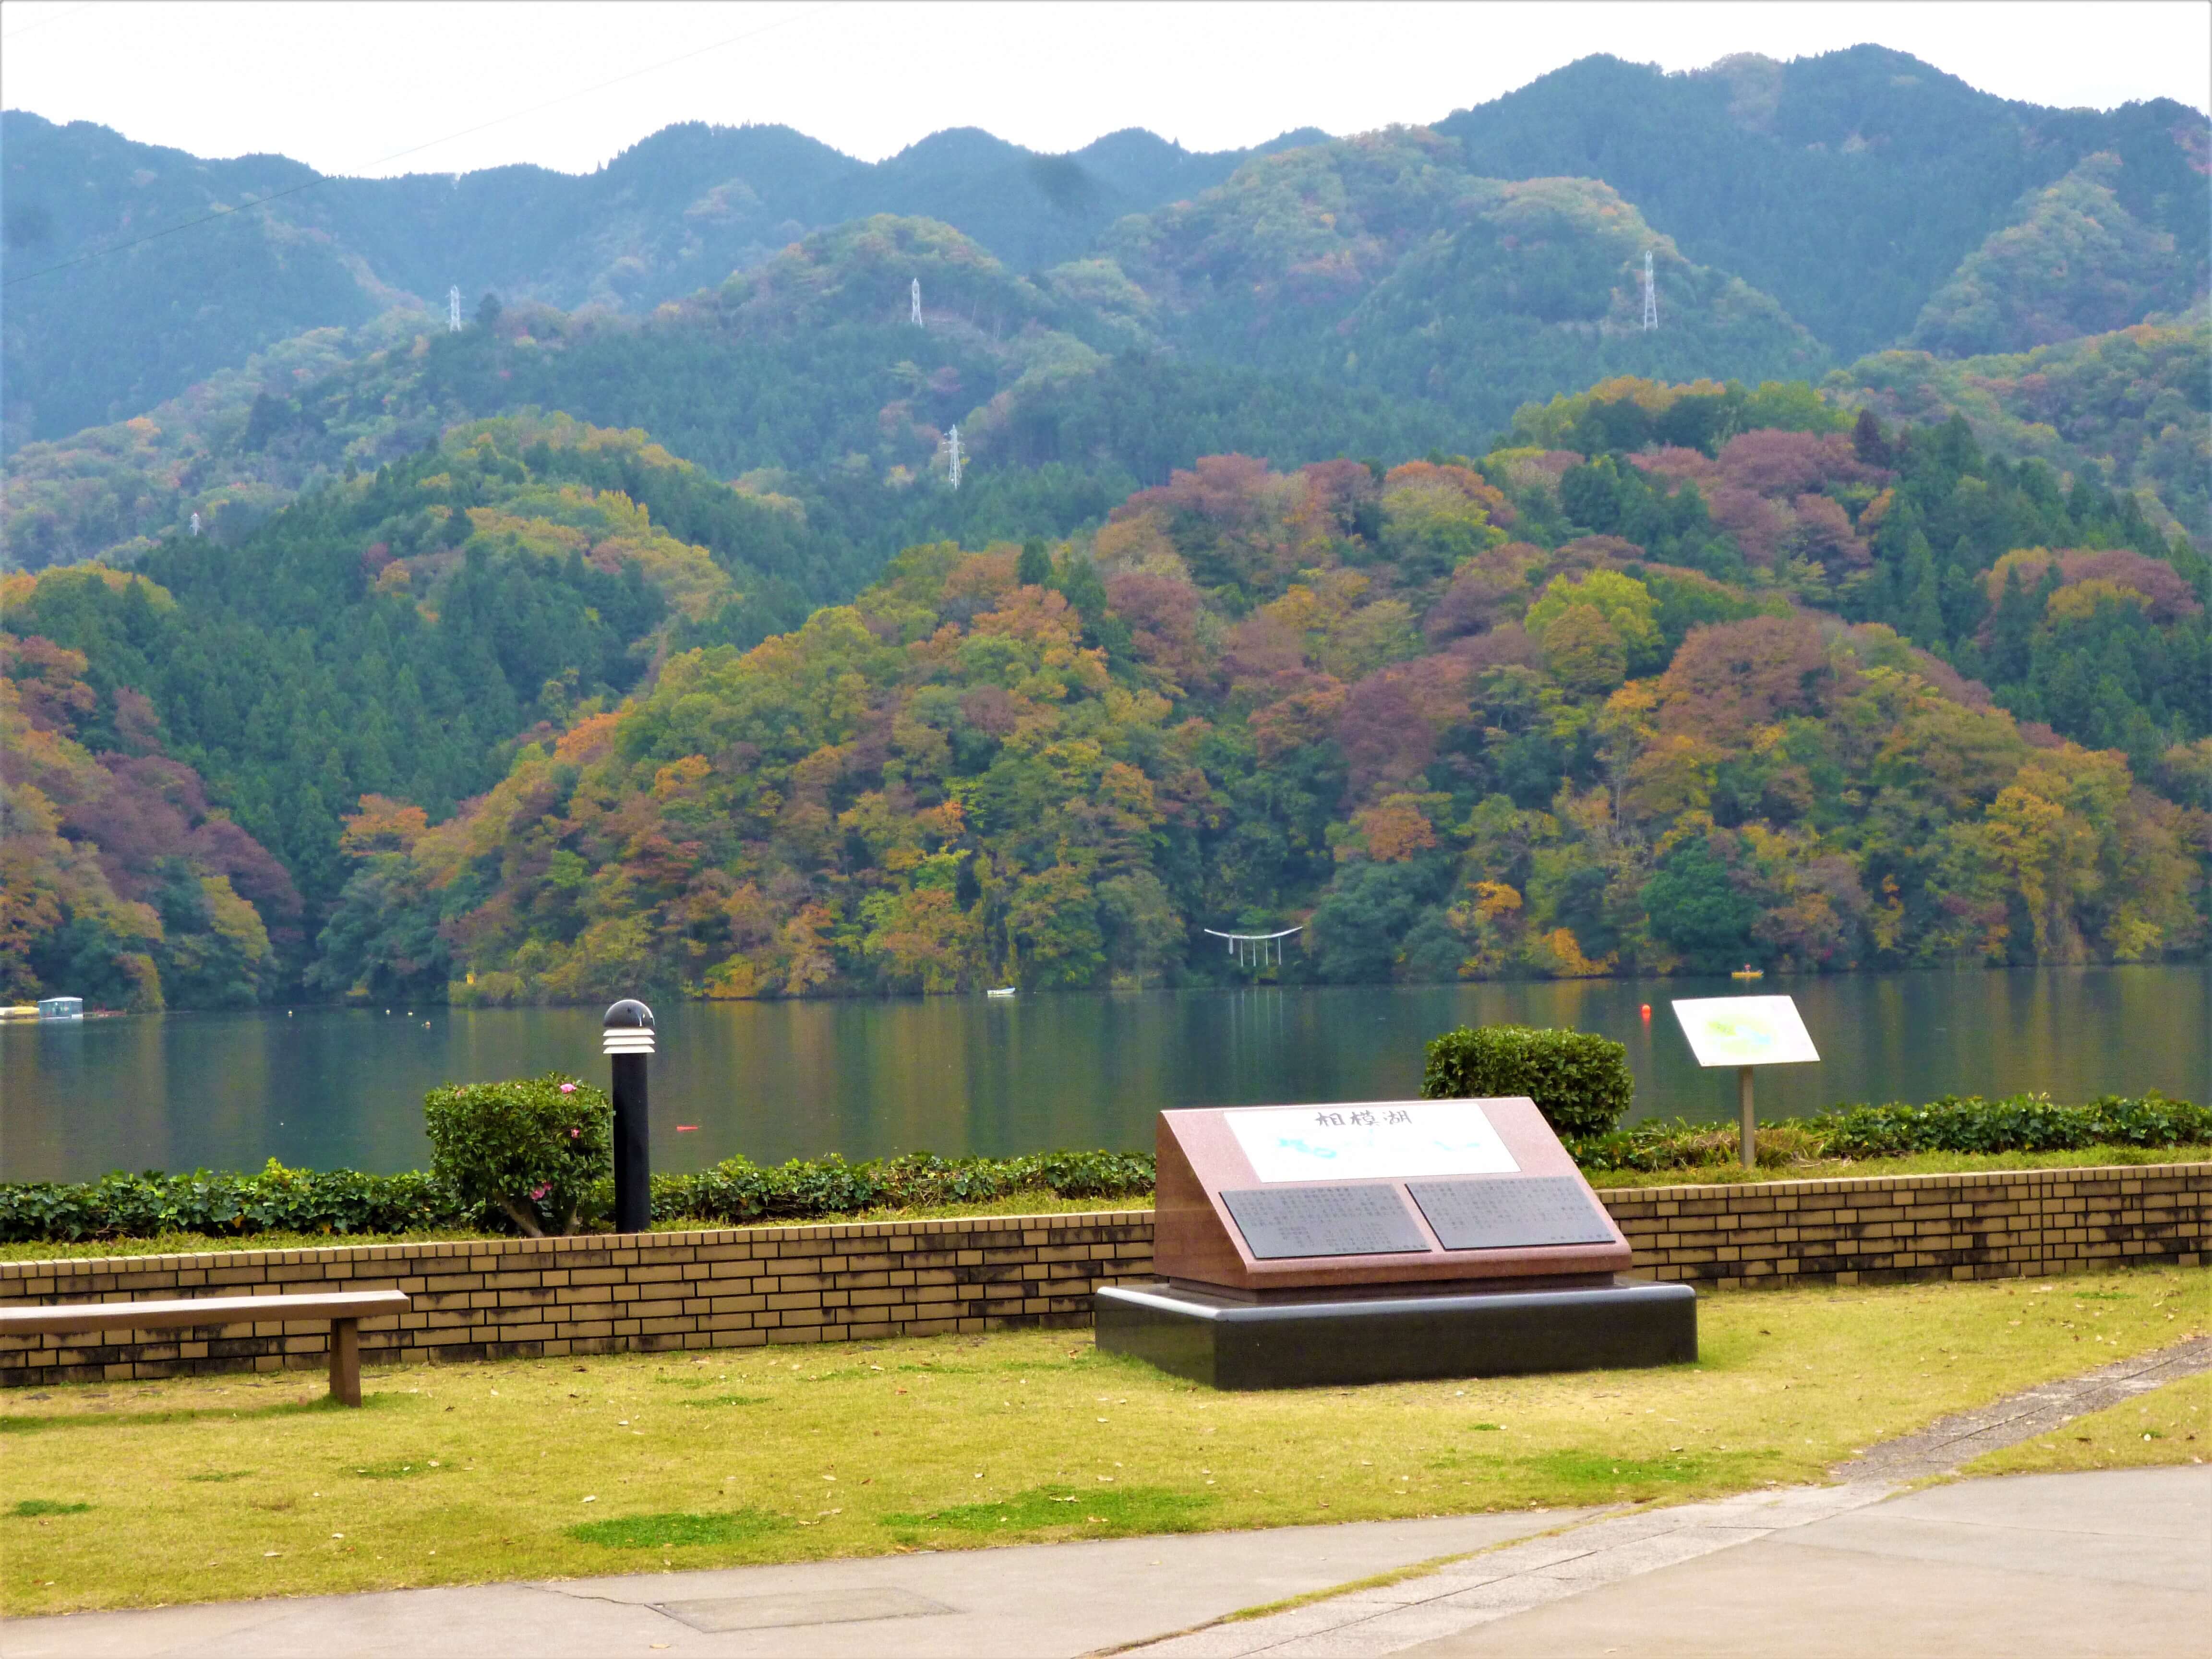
[0,1266,2202,1615]
[1960,1369,2211,1479]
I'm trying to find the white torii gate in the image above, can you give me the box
[1202,926,1303,968]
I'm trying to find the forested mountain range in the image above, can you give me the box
[1,110,1313,446]
[4,45,2202,449]
[1435,48,2208,360]
[6,385,2207,1007]
[3,45,2207,1008]
[3,165,1832,578]
[7,198,2204,582]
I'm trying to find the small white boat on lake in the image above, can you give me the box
[986,986,1017,998]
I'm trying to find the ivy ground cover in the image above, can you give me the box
[0,1267,2201,1615]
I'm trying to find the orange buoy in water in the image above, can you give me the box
[1640,1003,1652,1020]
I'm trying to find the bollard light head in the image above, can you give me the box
[603,998,656,1056]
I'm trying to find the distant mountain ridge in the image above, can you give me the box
[1,180,1829,577]
[0,111,1320,446]
[1434,46,2209,359]
[5,45,2205,451]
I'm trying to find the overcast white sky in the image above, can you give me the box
[3,1,2207,176]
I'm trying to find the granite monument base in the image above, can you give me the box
[1095,1275,1696,1390]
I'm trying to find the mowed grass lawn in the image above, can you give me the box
[1,1266,2202,1615]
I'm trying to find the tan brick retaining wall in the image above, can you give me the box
[1600,1162,2206,1290]
[2,1163,2202,1385]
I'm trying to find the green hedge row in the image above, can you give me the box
[653,1150,1155,1226]
[0,1094,2200,1245]
[1566,1093,2212,1172]
[0,1163,457,1244]
[0,1151,1157,1245]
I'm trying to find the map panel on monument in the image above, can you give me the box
[1406,1177,1616,1251]
[1217,1184,1432,1260]
[1227,1102,1518,1182]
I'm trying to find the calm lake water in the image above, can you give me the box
[2,967,2205,1183]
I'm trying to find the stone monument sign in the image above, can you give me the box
[1097,1097,1697,1388]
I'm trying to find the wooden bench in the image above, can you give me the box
[0,1290,410,1405]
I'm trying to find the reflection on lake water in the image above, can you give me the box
[1,967,2204,1182]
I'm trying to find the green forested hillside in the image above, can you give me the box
[1107,130,1829,425]
[1505,382,2211,774]
[2,622,302,1009]
[305,408,2205,1009]
[1435,47,2209,360]
[0,120,384,448]
[1832,310,2210,544]
[10,381,2202,1009]
[1908,154,2206,355]
[0,112,1297,448]
[3,417,861,971]
[2,185,1816,577]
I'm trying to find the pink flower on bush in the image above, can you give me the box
[559,1083,577,1094]
[569,1127,580,1138]
[529,1184,550,1202]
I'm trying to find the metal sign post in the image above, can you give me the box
[1670,995,1821,1168]
[602,999,655,1234]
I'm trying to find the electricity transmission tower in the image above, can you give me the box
[448,286,463,333]
[911,278,923,326]
[1641,252,1658,332]
[941,424,963,489]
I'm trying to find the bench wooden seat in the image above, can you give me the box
[0,1290,410,1405]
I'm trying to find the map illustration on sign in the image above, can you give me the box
[1227,1101,1521,1183]
[1670,996,1820,1068]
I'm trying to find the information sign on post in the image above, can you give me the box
[1670,995,1820,1167]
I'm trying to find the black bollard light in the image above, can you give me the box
[602,999,655,1235]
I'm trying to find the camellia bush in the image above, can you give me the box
[422,1072,613,1237]
[1421,1025,1635,1137]
[0,1161,458,1242]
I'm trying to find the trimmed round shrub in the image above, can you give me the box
[423,1072,612,1236]
[1421,1024,1634,1138]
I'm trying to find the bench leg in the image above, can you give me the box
[329,1317,361,1407]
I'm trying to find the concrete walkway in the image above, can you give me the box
[1131,1467,2209,1657]
[1397,1468,2210,1659]
[4,1470,2202,1659]
[0,1508,1599,1659]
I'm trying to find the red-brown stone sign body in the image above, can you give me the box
[1155,1097,1632,1294]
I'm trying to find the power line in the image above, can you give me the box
[0,2,92,42]
[2,4,826,289]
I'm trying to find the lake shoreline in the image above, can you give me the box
[6,967,2205,1184]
